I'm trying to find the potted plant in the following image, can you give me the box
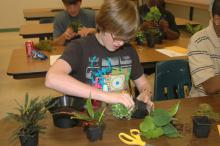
[142,6,163,47]
[193,116,211,138]
[6,93,52,146]
[71,97,106,142]
[135,31,145,45]
[186,23,204,35]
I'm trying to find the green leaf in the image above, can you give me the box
[86,97,94,119]
[162,123,178,135]
[140,116,155,132]
[168,101,180,117]
[152,109,172,127]
[141,127,164,139]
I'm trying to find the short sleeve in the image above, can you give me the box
[188,39,215,86]
[129,46,144,80]
[60,40,82,72]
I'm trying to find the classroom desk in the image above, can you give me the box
[19,23,53,38]
[1,95,220,146]
[19,17,196,39]
[7,31,189,79]
[23,6,100,20]
[165,0,209,20]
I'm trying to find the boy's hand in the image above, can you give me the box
[159,19,169,32]
[63,27,77,40]
[136,90,154,111]
[78,27,96,37]
[108,92,134,110]
[141,20,157,31]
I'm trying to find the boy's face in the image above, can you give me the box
[64,1,81,17]
[101,32,128,52]
[148,0,159,7]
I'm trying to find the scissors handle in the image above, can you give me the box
[118,130,146,146]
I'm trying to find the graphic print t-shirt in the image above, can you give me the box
[60,35,143,92]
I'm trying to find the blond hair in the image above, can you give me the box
[96,0,139,40]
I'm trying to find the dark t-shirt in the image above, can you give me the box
[60,35,144,92]
[53,8,96,45]
[139,4,179,34]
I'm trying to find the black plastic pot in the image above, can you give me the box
[132,100,149,119]
[85,124,105,142]
[19,132,38,146]
[135,37,144,45]
[47,95,85,128]
[193,116,211,138]
[146,34,155,48]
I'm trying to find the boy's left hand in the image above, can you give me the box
[136,90,154,111]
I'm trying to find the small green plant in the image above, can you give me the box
[6,93,52,142]
[139,101,181,139]
[71,97,106,126]
[136,31,145,43]
[35,40,53,52]
[186,23,204,35]
[111,103,133,120]
[144,6,162,22]
[69,21,83,33]
[194,103,219,122]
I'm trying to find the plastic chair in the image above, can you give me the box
[39,18,54,40]
[154,60,192,101]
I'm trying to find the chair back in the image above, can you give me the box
[154,59,192,101]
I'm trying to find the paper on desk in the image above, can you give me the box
[50,55,61,65]
[156,46,188,57]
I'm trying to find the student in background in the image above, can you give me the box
[46,0,154,110]
[139,0,180,40]
[188,0,220,97]
[53,0,96,46]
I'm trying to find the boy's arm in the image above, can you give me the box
[202,75,220,95]
[133,74,154,108]
[45,59,134,108]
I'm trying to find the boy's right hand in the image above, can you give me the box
[107,92,134,110]
[63,27,77,40]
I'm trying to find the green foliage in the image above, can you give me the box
[136,31,145,43]
[6,93,52,142]
[69,21,83,33]
[35,40,53,52]
[139,101,181,139]
[71,97,106,126]
[144,6,161,22]
[194,103,219,122]
[111,103,133,120]
[186,23,204,35]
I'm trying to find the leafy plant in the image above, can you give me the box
[35,40,53,52]
[144,6,162,22]
[71,97,106,126]
[139,101,181,139]
[6,93,52,142]
[111,103,133,120]
[69,21,83,33]
[136,31,145,43]
[194,103,219,122]
[186,23,204,35]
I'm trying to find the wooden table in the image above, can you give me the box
[19,23,53,38]
[23,6,100,20]
[18,18,194,39]
[7,31,190,79]
[1,95,220,146]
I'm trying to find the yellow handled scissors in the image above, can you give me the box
[118,129,152,146]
